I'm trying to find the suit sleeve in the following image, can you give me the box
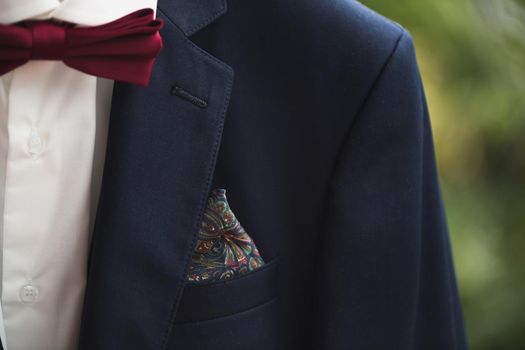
[314,30,467,349]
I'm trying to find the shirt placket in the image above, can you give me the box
[1,61,96,350]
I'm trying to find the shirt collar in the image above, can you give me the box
[0,0,157,25]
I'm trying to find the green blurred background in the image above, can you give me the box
[359,0,525,348]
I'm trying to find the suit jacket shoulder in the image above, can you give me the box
[192,0,410,139]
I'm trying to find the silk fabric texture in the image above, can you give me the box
[187,189,265,284]
[0,1,157,349]
[0,9,163,86]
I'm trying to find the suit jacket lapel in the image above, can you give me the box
[78,1,234,348]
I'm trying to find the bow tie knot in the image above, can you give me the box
[29,21,67,60]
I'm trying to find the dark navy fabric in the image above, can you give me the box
[75,0,468,349]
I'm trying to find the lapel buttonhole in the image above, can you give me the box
[171,85,208,109]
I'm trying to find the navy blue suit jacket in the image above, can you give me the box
[73,0,467,349]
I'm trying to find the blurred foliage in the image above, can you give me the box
[360,0,525,348]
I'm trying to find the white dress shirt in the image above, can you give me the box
[0,1,157,349]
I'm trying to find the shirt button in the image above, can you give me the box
[27,128,44,159]
[19,283,39,303]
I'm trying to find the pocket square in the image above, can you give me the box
[186,188,265,284]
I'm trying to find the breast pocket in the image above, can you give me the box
[168,257,281,350]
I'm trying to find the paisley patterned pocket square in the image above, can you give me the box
[186,188,265,284]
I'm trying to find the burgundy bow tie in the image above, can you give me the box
[0,9,163,86]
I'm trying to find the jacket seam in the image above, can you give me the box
[318,28,407,220]
[335,29,407,177]
[312,28,408,341]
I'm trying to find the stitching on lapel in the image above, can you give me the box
[186,0,227,36]
[158,0,227,37]
[157,8,235,350]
